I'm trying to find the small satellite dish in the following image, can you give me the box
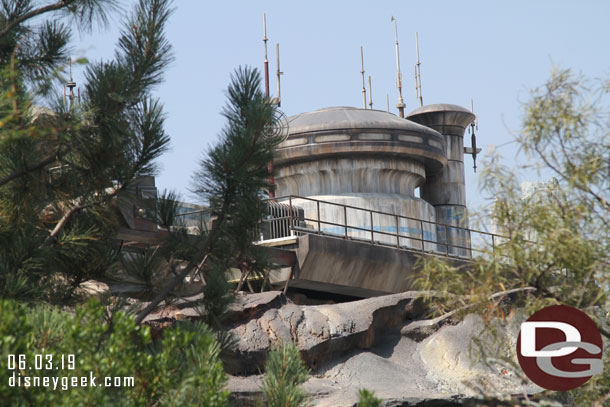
[264,109,289,144]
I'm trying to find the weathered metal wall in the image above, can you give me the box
[407,104,475,257]
[274,107,447,250]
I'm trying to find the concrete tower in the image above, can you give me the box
[274,106,448,251]
[407,104,475,256]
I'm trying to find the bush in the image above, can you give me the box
[0,299,228,406]
[261,342,309,407]
[357,389,382,407]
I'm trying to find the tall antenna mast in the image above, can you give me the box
[415,32,423,107]
[368,75,373,109]
[275,43,283,106]
[64,58,79,109]
[386,94,390,112]
[391,16,405,118]
[360,46,367,109]
[263,13,270,97]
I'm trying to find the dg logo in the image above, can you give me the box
[517,305,604,391]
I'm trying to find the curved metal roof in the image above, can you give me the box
[407,104,476,129]
[407,103,473,116]
[287,106,442,138]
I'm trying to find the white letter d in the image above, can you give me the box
[521,321,580,357]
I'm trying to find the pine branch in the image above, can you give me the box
[40,184,121,247]
[0,151,60,187]
[135,228,219,325]
[0,0,73,39]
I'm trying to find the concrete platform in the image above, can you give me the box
[272,233,468,298]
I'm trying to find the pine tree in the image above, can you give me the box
[357,389,382,407]
[135,66,282,324]
[0,0,173,302]
[261,342,310,407]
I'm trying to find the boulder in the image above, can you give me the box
[223,291,537,406]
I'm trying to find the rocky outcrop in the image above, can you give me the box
[226,291,428,374]
[221,291,537,407]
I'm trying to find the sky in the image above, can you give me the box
[71,0,610,216]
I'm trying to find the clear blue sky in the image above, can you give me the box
[73,1,610,214]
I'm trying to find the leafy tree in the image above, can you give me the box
[0,0,173,302]
[261,342,310,407]
[413,68,610,406]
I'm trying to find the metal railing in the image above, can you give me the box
[173,195,504,261]
[262,195,503,260]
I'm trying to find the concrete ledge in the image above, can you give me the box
[281,234,468,297]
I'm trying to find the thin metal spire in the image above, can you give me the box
[263,13,270,97]
[64,58,78,109]
[415,32,423,107]
[275,43,283,106]
[368,75,373,109]
[360,46,367,109]
[391,17,405,117]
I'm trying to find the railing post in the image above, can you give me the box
[289,196,294,236]
[370,211,374,243]
[444,224,449,256]
[492,234,495,254]
[420,219,424,252]
[395,215,400,247]
[317,200,321,234]
[344,205,348,239]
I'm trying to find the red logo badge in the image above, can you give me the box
[516,305,603,391]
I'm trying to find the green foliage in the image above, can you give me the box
[135,66,282,324]
[357,389,382,407]
[0,298,228,407]
[261,342,310,407]
[413,68,610,406]
[0,0,173,302]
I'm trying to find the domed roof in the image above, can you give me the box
[276,106,448,173]
[287,106,441,138]
[407,104,475,129]
[407,103,473,116]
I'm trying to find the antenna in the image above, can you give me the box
[391,16,405,118]
[468,99,480,173]
[386,94,390,112]
[274,43,283,106]
[263,13,276,199]
[360,46,367,109]
[263,13,270,97]
[63,58,79,109]
[368,76,373,109]
[415,32,423,107]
